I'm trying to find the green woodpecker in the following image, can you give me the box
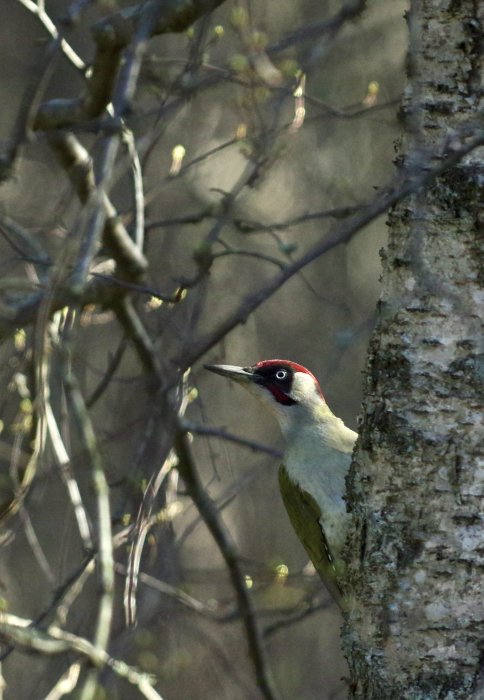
[205,360,357,606]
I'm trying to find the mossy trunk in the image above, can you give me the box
[343,1,483,697]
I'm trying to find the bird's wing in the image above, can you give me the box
[278,464,345,607]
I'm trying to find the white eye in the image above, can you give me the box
[275,369,287,380]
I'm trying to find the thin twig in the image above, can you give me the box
[141,92,399,213]
[53,559,96,628]
[17,499,56,584]
[0,215,51,274]
[1,245,59,521]
[175,158,267,357]
[264,596,332,638]
[89,272,182,304]
[9,433,55,583]
[176,470,261,548]
[117,563,222,619]
[123,372,189,625]
[232,205,362,233]
[16,0,86,71]
[34,0,228,131]
[45,662,82,700]
[45,396,93,549]
[179,125,484,371]
[174,430,280,700]
[213,246,286,269]
[86,336,128,407]
[145,210,213,230]
[0,555,95,662]
[58,0,211,292]
[63,340,114,700]
[0,124,481,348]
[123,128,145,250]
[48,131,148,285]
[124,453,176,626]
[117,562,328,632]
[267,0,366,54]
[0,613,163,700]
[145,203,360,234]
[114,296,161,382]
[182,421,282,459]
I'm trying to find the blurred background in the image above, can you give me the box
[0,0,407,697]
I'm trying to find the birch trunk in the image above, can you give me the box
[344,1,484,697]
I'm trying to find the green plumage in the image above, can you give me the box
[278,464,345,607]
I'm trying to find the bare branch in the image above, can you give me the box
[232,205,362,233]
[48,132,148,282]
[124,129,145,250]
[45,396,93,549]
[264,596,332,638]
[62,337,114,700]
[17,497,56,584]
[182,420,282,459]
[16,0,86,71]
[123,371,190,625]
[124,452,178,626]
[0,215,51,272]
[0,273,121,342]
[86,336,128,407]
[267,0,366,54]
[114,296,161,383]
[181,123,484,370]
[118,561,220,618]
[89,273,185,304]
[45,662,81,700]
[174,430,281,700]
[213,245,287,269]
[0,613,163,700]
[34,0,228,131]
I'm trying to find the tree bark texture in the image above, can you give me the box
[344,1,483,698]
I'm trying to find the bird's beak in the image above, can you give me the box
[204,363,255,384]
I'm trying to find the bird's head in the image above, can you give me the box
[205,359,326,436]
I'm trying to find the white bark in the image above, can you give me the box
[344,1,484,697]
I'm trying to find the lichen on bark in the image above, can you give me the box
[343,1,484,698]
